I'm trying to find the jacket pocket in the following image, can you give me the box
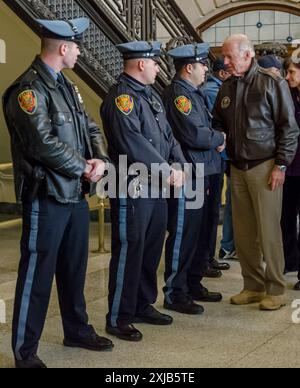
[246,128,275,142]
[50,112,72,126]
[245,128,276,159]
[50,112,74,146]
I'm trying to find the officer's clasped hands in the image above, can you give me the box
[216,132,227,154]
[167,169,186,188]
[84,159,107,183]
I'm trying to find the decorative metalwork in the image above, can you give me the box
[32,0,122,89]
[165,36,197,79]
[5,0,201,94]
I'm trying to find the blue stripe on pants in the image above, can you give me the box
[110,198,128,328]
[15,199,39,361]
[165,188,186,304]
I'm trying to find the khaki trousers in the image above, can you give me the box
[231,160,286,296]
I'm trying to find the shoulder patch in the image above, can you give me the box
[115,94,134,115]
[18,90,37,115]
[174,96,192,115]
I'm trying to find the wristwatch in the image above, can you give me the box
[275,165,287,173]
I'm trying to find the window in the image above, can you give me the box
[201,11,300,47]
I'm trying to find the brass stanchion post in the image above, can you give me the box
[92,198,110,254]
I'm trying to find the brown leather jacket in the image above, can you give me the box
[213,60,300,168]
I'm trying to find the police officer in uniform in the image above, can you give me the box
[3,18,113,369]
[101,42,186,341]
[162,44,226,314]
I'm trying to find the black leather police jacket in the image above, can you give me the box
[3,56,108,203]
[213,60,299,167]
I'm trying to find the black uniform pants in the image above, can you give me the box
[108,197,168,327]
[281,176,300,278]
[188,176,220,291]
[12,196,93,361]
[206,173,224,263]
[164,178,208,302]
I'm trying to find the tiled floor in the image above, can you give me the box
[0,222,300,368]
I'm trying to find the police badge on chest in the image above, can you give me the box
[74,85,84,105]
[128,177,143,199]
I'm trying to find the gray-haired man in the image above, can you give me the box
[213,34,299,311]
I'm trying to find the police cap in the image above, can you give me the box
[168,43,210,66]
[36,18,90,43]
[116,41,162,61]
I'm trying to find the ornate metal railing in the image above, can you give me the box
[4,0,201,95]
[95,0,201,42]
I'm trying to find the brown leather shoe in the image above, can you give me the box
[230,290,266,305]
[259,295,286,311]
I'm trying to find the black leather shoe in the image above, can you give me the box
[164,298,204,315]
[211,259,230,271]
[133,306,173,325]
[294,281,300,291]
[64,332,114,352]
[284,267,298,274]
[202,266,222,278]
[15,354,47,369]
[190,288,223,303]
[106,324,143,342]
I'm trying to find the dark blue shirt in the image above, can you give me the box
[42,61,58,81]
[202,75,222,112]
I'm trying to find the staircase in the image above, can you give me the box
[3,0,202,96]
